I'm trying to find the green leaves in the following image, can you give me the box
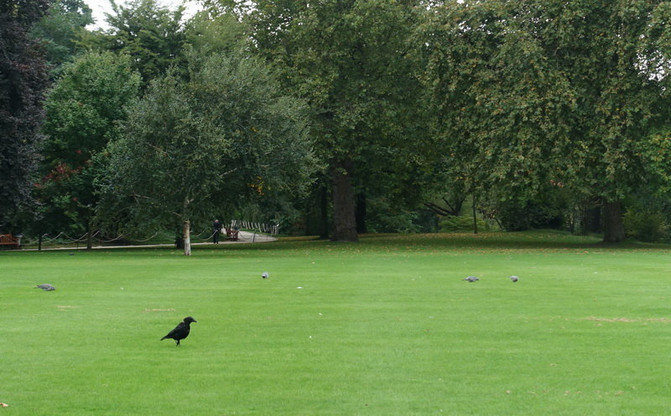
[100,50,316,236]
[422,0,671,239]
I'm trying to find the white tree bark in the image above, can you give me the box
[183,220,192,256]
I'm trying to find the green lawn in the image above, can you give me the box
[2,231,671,415]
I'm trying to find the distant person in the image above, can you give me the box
[213,219,223,244]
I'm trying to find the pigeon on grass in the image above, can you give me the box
[508,275,519,282]
[35,284,56,291]
[464,276,479,282]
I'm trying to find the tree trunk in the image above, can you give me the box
[602,201,625,243]
[86,221,93,250]
[472,193,478,234]
[331,161,358,242]
[183,220,192,256]
[319,183,329,239]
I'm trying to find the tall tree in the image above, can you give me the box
[235,0,426,241]
[37,51,140,240]
[94,0,187,87]
[422,0,671,242]
[0,0,50,231]
[100,52,316,255]
[31,0,94,74]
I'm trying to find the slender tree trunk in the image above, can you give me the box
[472,193,478,234]
[602,201,625,243]
[319,183,329,239]
[86,220,93,250]
[183,220,192,256]
[331,161,358,242]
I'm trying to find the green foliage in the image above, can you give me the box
[93,0,188,87]
[184,10,247,58]
[43,52,141,164]
[623,208,669,243]
[31,0,93,74]
[37,51,140,234]
[420,0,671,242]
[439,215,489,233]
[246,0,428,240]
[100,51,317,239]
[0,0,50,231]
[364,196,420,234]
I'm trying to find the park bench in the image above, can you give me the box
[0,234,21,249]
[225,228,239,241]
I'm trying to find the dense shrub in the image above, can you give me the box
[439,215,489,233]
[623,209,669,242]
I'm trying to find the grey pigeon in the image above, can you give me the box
[464,276,479,282]
[35,284,56,291]
[508,275,519,282]
[262,272,269,279]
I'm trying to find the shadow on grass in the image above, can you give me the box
[14,230,668,255]
[213,230,671,253]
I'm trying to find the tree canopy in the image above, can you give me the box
[4,0,671,244]
[240,0,428,240]
[99,51,316,254]
[0,0,50,231]
[421,0,671,242]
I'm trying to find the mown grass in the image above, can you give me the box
[2,231,671,415]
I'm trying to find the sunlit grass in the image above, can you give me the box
[2,231,671,415]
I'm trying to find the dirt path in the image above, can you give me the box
[18,231,277,251]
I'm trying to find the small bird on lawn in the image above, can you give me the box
[35,284,56,291]
[262,272,269,279]
[464,276,479,282]
[508,275,519,283]
[161,316,197,346]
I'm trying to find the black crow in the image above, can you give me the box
[35,284,56,291]
[161,316,197,346]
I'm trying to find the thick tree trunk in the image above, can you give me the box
[319,183,329,239]
[331,162,358,242]
[602,201,625,243]
[183,220,192,256]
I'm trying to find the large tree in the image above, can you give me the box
[422,0,671,242]
[232,0,427,241]
[37,51,140,241]
[0,0,50,231]
[100,52,316,255]
[31,0,93,74]
[90,0,188,87]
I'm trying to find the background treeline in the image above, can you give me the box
[3,0,671,249]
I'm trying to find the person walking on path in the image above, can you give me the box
[213,219,223,244]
